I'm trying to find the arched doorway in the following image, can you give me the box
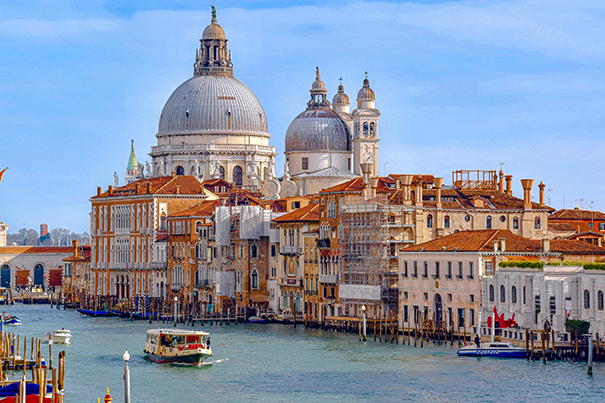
[34,264,44,287]
[176,166,185,175]
[120,275,125,299]
[0,265,10,288]
[434,294,443,324]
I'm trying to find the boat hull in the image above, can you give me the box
[457,348,527,358]
[77,309,110,317]
[146,352,211,364]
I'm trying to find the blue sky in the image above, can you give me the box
[1,0,604,234]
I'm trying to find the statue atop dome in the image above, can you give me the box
[194,6,233,77]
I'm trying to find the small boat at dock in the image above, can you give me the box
[457,342,527,358]
[77,308,110,317]
[144,329,212,365]
[248,316,266,323]
[1,313,21,326]
[44,329,72,344]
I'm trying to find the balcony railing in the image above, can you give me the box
[319,274,337,284]
[151,262,167,270]
[195,279,213,288]
[280,245,303,255]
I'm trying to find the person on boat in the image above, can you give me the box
[207,337,211,349]
[474,334,481,348]
[544,319,551,333]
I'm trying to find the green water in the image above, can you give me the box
[2,305,603,402]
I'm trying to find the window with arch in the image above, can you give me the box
[427,214,433,228]
[512,286,517,304]
[251,269,258,289]
[250,245,258,258]
[535,217,541,230]
[363,122,369,137]
[176,166,185,175]
[486,215,493,229]
[584,290,591,309]
[500,285,506,303]
[513,217,519,230]
[444,215,451,229]
[233,166,243,186]
[370,122,375,137]
[489,285,494,302]
[218,166,225,180]
[599,291,604,310]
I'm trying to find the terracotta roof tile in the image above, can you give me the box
[169,200,222,218]
[550,208,605,221]
[402,229,605,254]
[93,175,208,198]
[272,203,320,223]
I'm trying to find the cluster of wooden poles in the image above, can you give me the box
[0,331,66,403]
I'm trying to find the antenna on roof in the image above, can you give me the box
[547,188,553,206]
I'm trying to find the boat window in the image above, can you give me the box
[186,335,200,344]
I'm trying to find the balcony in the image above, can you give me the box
[319,274,337,284]
[280,245,303,255]
[170,283,183,293]
[317,239,330,249]
[151,262,167,270]
[195,279,213,288]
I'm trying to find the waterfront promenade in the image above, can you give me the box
[6,304,605,402]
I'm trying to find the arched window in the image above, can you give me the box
[250,245,258,258]
[218,166,225,180]
[427,214,433,228]
[363,122,369,137]
[444,216,451,229]
[500,285,505,303]
[535,217,541,230]
[489,285,494,302]
[251,269,258,289]
[283,290,288,309]
[486,216,492,229]
[513,217,519,230]
[233,166,243,186]
[176,166,185,176]
[512,286,517,304]
[599,291,604,310]
[584,290,591,309]
[296,291,301,312]
[370,122,375,137]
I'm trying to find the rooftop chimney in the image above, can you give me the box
[135,183,140,194]
[97,186,102,197]
[172,171,176,178]
[72,240,79,258]
[360,163,372,197]
[414,175,423,207]
[147,182,152,194]
[505,175,513,196]
[176,185,181,194]
[498,169,504,193]
[108,185,113,196]
[520,179,534,209]
[542,239,550,253]
[401,175,413,204]
[538,181,545,207]
[434,177,444,208]
[499,238,506,252]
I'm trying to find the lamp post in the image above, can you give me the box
[361,305,367,342]
[174,296,178,327]
[123,350,130,403]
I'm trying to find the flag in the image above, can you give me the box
[0,167,7,184]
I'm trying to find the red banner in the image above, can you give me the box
[16,270,29,286]
[48,270,63,287]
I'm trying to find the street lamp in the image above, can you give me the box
[174,296,178,327]
[123,350,130,403]
[361,305,367,342]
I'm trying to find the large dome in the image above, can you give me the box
[157,75,269,137]
[285,109,351,152]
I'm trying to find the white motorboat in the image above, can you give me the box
[457,342,527,358]
[44,329,72,344]
[144,329,212,364]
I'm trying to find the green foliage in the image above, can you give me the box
[583,263,605,271]
[565,319,590,335]
[498,261,544,269]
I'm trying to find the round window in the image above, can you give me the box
[464,215,471,222]
[500,215,506,222]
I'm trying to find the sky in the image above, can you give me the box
[1,0,604,234]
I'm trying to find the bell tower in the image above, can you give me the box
[352,73,380,176]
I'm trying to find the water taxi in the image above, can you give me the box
[1,313,21,326]
[457,342,527,358]
[44,329,72,344]
[144,329,212,364]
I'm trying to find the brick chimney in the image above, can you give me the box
[108,185,113,196]
[414,175,423,207]
[171,171,176,178]
[401,175,413,204]
[135,183,140,194]
[434,177,443,208]
[176,185,181,194]
[505,175,513,196]
[538,181,545,207]
[147,182,152,194]
[72,240,79,258]
[520,179,534,209]
[498,169,504,193]
[97,186,102,197]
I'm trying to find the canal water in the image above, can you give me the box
[2,304,603,402]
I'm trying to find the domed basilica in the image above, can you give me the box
[148,7,277,191]
[127,8,381,198]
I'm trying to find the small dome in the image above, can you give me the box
[332,82,350,105]
[203,22,226,40]
[357,76,375,100]
[285,109,351,153]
